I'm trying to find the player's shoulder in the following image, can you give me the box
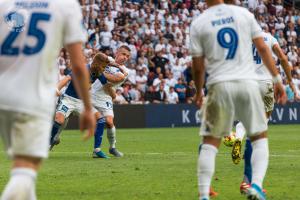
[263,32,277,41]
[229,5,254,18]
[54,0,80,6]
[49,0,81,14]
[191,10,210,28]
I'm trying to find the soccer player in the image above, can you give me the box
[91,45,131,158]
[0,0,95,199]
[231,27,297,193]
[50,53,125,159]
[190,1,287,200]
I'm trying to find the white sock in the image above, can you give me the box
[198,144,218,199]
[251,138,269,188]
[94,148,101,152]
[1,168,37,200]
[235,122,246,140]
[107,126,116,149]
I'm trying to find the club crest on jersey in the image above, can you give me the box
[4,10,28,32]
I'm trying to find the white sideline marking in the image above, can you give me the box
[48,151,300,158]
[0,150,300,158]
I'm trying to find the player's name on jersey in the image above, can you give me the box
[15,1,49,9]
[211,16,234,27]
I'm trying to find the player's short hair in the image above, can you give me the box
[118,45,131,52]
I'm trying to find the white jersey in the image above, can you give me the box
[0,0,86,119]
[190,4,263,86]
[253,32,278,82]
[91,65,129,104]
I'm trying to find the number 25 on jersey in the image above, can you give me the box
[1,12,51,56]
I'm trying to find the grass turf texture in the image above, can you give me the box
[0,125,299,200]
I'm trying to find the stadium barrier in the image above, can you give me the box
[66,102,300,129]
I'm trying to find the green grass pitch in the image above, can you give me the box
[0,125,299,199]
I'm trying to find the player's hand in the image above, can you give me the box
[194,92,204,108]
[79,109,96,141]
[274,82,287,105]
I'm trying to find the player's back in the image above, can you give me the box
[0,0,85,118]
[190,4,262,86]
[253,32,278,82]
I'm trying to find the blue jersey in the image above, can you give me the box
[64,64,107,99]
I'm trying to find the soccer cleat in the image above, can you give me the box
[49,138,60,151]
[246,184,266,200]
[109,148,124,157]
[92,151,109,159]
[232,139,242,164]
[209,187,218,197]
[241,182,267,196]
[223,135,236,147]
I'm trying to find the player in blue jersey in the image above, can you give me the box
[50,52,126,159]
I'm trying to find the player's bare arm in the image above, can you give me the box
[66,42,96,140]
[192,56,206,108]
[56,75,72,96]
[272,44,298,97]
[253,37,287,105]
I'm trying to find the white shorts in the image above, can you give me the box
[0,110,51,158]
[200,80,268,138]
[259,81,274,113]
[56,95,83,118]
[92,99,114,117]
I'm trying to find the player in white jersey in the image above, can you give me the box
[0,0,96,199]
[190,1,287,200]
[92,45,131,157]
[229,27,297,193]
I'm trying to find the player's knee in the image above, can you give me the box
[202,136,222,148]
[14,155,42,171]
[106,117,114,128]
[55,113,65,124]
[249,131,268,142]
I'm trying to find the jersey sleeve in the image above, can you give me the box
[63,0,87,45]
[249,13,263,39]
[189,22,203,57]
[270,35,279,48]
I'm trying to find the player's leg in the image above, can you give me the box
[240,82,273,195]
[53,116,69,144]
[231,121,246,164]
[50,112,65,147]
[50,96,76,150]
[198,137,221,200]
[235,121,246,141]
[106,115,123,157]
[240,138,252,194]
[198,82,234,200]
[93,111,108,158]
[236,81,268,200]
[0,111,50,200]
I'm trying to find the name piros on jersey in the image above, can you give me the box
[211,16,234,27]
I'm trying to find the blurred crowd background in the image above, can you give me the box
[57,0,300,104]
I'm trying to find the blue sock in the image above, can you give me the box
[244,138,253,183]
[94,117,106,149]
[50,121,62,143]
